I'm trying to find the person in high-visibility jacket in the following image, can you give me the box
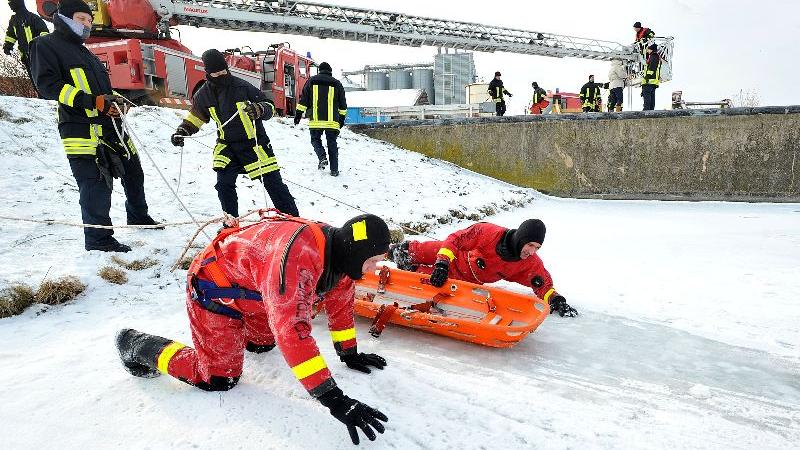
[529,81,548,114]
[388,219,578,317]
[579,75,604,112]
[171,49,299,217]
[488,71,512,116]
[294,61,348,177]
[116,213,391,446]
[4,0,49,86]
[29,0,160,253]
[642,44,661,111]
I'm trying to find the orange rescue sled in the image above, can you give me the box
[354,266,549,348]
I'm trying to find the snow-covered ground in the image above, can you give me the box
[0,96,798,449]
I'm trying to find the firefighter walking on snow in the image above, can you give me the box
[4,0,49,88]
[488,71,512,116]
[294,61,348,177]
[579,75,604,112]
[30,0,160,253]
[171,49,299,217]
[116,213,391,445]
[388,219,578,317]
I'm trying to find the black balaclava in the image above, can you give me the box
[532,81,539,88]
[330,214,390,280]
[202,49,232,86]
[496,219,546,261]
[318,61,332,74]
[9,0,26,12]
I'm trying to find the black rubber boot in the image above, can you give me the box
[115,328,173,378]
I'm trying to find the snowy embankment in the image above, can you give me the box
[0,96,798,449]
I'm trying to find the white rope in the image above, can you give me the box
[0,214,198,229]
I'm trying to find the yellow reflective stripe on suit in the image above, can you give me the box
[312,85,319,122]
[69,68,98,118]
[23,26,32,45]
[327,87,334,123]
[236,101,256,139]
[208,107,225,140]
[212,143,229,169]
[186,113,205,129]
[330,327,356,343]
[291,355,327,380]
[58,84,80,107]
[62,125,100,156]
[157,342,186,374]
[296,103,308,112]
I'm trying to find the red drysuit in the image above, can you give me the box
[409,222,561,301]
[167,220,357,397]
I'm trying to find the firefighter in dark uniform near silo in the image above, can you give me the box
[641,43,661,111]
[171,49,299,217]
[488,71,512,116]
[293,61,347,177]
[4,0,49,89]
[579,75,604,112]
[29,0,160,253]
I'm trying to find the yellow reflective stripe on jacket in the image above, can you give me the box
[58,84,80,107]
[307,120,340,130]
[245,145,279,179]
[23,26,32,45]
[437,247,456,262]
[236,101,256,139]
[312,84,319,122]
[69,68,97,118]
[62,125,100,155]
[208,107,224,140]
[291,355,327,380]
[338,109,347,116]
[212,143,229,168]
[330,327,356,343]
[327,87,334,123]
[543,288,556,304]
[186,113,205,129]
[296,103,308,112]
[156,342,186,374]
[4,34,16,44]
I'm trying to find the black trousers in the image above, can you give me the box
[68,154,150,249]
[642,85,657,110]
[608,87,624,110]
[215,163,298,217]
[495,101,506,116]
[310,128,339,173]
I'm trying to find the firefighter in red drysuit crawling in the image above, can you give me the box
[115,213,391,445]
[388,219,578,317]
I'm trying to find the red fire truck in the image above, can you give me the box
[36,0,315,114]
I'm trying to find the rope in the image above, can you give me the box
[0,214,198,229]
[0,126,77,188]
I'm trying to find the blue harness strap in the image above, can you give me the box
[189,277,262,320]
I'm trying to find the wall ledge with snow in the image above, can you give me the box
[352,106,800,201]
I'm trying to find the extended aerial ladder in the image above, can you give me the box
[148,0,674,81]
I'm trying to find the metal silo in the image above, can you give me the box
[366,71,389,90]
[434,52,476,104]
[388,69,412,89]
[411,68,435,105]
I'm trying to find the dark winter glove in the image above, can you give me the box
[506,92,513,97]
[549,295,578,317]
[293,111,302,126]
[340,351,387,374]
[170,126,189,147]
[3,42,12,55]
[429,257,450,287]
[94,94,125,118]
[318,387,388,445]
[243,101,271,120]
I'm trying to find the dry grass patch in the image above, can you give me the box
[98,266,128,285]
[35,276,86,305]
[0,284,36,318]
[111,255,159,271]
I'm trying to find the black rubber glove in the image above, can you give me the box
[293,111,302,125]
[549,295,578,317]
[318,387,388,445]
[340,351,387,374]
[3,43,12,55]
[171,126,189,147]
[429,258,450,287]
[243,101,264,120]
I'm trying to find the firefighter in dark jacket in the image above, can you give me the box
[293,61,347,177]
[488,71,512,116]
[642,43,661,111]
[172,49,299,217]
[633,21,655,54]
[29,0,160,253]
[4,0,49,86]
[579,75,604,112]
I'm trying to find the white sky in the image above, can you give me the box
[4,0,799,111]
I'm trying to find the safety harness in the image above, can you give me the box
[188,213,327,320]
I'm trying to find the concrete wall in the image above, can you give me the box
[351,107,800,201]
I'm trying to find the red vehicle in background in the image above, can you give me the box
[36,0,315,114]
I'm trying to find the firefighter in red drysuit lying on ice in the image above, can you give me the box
[388,219,578,317]
[115,213,391,445]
